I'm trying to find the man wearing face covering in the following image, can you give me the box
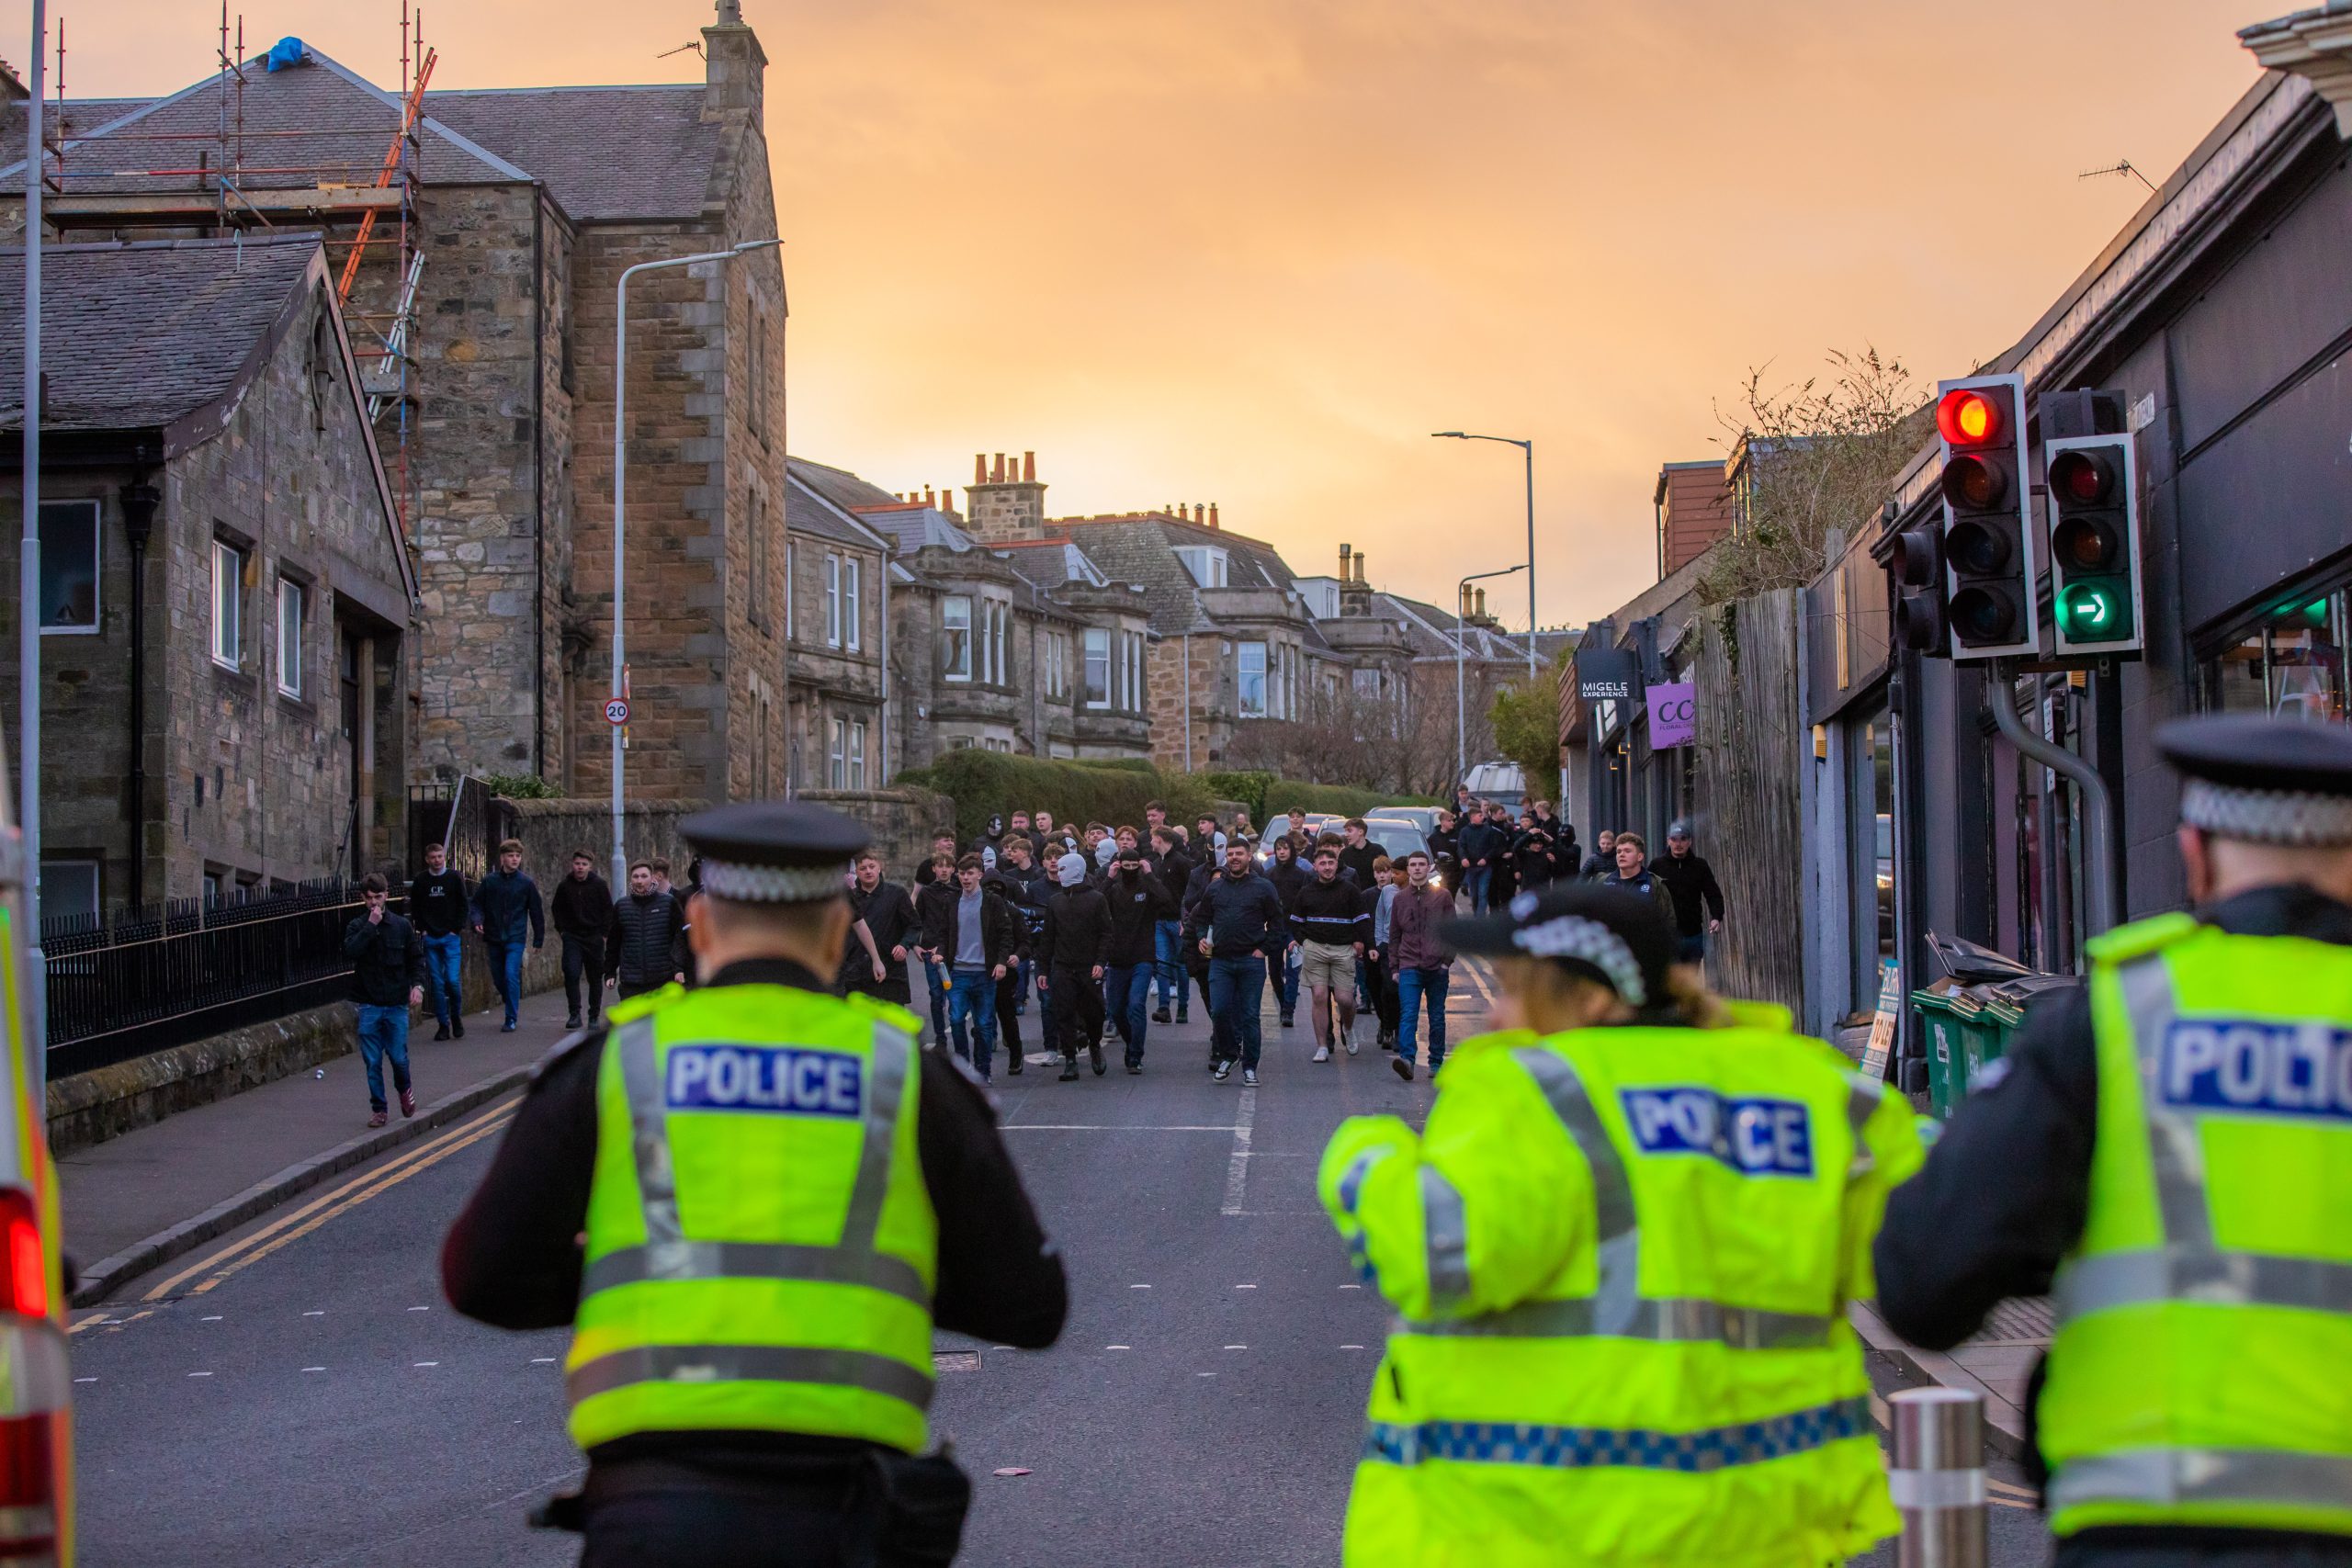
[1035,852,1112,1080]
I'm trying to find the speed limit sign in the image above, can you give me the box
[605,697,630,726]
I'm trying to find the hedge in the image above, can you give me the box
[894,751,1217,844]
[1204,770,1430,825]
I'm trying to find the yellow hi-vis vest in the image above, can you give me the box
[566,980,938,1455]
[1318,1022,1923,1568]
[2040,912,2352,1539]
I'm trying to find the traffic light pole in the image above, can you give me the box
[1983,659,2119,937]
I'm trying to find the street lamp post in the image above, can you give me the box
[612,239,782,888]
[1433,432,1539,675]
[1456,564,1526,791]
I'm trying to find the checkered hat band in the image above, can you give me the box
[1510,915,1647,1006]
[698,858,849,903]
[2180,777,2352,847]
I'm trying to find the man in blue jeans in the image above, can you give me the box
[1185,838,1289,1087]
[343,874,425,1128]
[1387,851,1455,1082]
[408,840,470,1040]
[469,837,545,1032]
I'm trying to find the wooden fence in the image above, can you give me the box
[1689,588,1807,1012]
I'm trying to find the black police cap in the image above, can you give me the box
[680,800,870,903]
[1440,883,1680,1010]
[2158,714,2352,847]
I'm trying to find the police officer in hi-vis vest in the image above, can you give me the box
[443,800,1067,1566]
[1879,713,2352,1568]
[1319,884,1924,1567]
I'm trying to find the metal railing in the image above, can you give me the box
[41,879,394,1079]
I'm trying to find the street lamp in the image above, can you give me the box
[612,238,783,887]
[1432,432,1539,675]
[1456,564,1526,791]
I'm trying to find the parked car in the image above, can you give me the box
[1460,761,1527,816]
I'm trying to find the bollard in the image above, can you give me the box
[1888,1386,1987,1568]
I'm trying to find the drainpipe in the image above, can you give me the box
[119,478,160,909]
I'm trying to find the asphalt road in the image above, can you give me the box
[67,966,2052,1566]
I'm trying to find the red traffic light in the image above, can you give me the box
[1937,389,2004,446]
[2049,448,2116,506]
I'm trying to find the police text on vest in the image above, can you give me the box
[2162,1020,2352,1120]
[1621,1089,1815,1177]
[665,1043,865,1117]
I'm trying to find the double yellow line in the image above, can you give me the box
[70,1098,518,1333]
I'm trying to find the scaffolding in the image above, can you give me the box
[32,4,434,540]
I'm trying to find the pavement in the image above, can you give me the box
[61,959,2054,1566]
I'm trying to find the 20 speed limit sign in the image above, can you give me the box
[605,698,630,726]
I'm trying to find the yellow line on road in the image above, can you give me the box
[67,1104,514,1335]
[180,1110,516,1300]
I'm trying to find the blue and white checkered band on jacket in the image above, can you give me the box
[1510,914,1647,1006]
[2180,777,2352,848]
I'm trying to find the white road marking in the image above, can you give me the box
[1221,1088,1258,1215]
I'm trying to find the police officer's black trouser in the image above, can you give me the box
[579,1450,967,1568]
[2054,1533,2352,1568]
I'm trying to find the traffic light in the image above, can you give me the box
[2045,432,2142,656]
[1934,373,2038,660]
[1891,521,1947,654]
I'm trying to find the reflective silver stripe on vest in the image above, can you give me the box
[1420,1167,1471,1311]
[591,1015,922,1298]
[568,1343,935,1413]
[2052,955,2352,1325]
[1401,1295,1836,1348]
[1392,1047,1833,1351]
[581,1241,931,1308]
[2051,1447,2352,1517]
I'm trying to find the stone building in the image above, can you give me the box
[0,234,415,915]
[781,465,892,790]
[3,1,790,806]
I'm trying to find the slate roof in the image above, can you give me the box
[783,470,891,551]
[425,85,722,221]
[0,233,324,432]
[2,48,525,192]
[6,49,725,225]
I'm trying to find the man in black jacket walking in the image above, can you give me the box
[550,851,614,1030]
[1102,846,1174,1072]
[1184,840,1290,1085]
[344,874,425,1127]
[409,842,470,1041]
[604,861,684,1002]
[1651,819,1726,964]
[1037,852,1111,1080]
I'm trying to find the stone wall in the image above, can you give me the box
[409,183,550,779]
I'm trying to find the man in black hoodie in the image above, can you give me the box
[1102,845,1175,1072]
[549,850,614,1031]
[409,841,470,1042]
[1037,852,1111,1079]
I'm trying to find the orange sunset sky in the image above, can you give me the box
[44,0,2265,626]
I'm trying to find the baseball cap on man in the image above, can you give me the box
[1442,884,1680,1010]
